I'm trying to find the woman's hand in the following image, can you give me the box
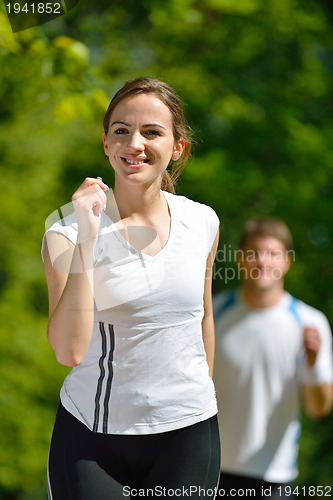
[72,177,109,242]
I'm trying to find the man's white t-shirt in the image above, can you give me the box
[213,290,333,483]
[43,191,219,435]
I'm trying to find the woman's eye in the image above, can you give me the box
[145,130,161,137]
[114,128,129,135]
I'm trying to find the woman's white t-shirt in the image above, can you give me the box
[43,191,219,434]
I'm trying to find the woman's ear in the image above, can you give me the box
[172,138,185,161]
[103,132,109,156]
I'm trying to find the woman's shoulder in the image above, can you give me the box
[43,202,78,245]
[163,191,219,222]
[46,202,77,229]
[164,191,219,253]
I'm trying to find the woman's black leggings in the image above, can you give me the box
[48,403,220,499]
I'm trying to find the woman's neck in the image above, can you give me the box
[110,178,166,221]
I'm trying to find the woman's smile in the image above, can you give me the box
[121,156,150,168]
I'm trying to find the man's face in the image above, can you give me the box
[239,236,291,290]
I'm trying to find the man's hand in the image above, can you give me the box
[304,327,321,367]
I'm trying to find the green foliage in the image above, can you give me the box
[0,0,332,497]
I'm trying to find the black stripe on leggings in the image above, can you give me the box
[93,322,107,432]
[102,324,115,433]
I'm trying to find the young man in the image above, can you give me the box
[214,217,333,499]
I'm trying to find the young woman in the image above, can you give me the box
[43,77,220,499]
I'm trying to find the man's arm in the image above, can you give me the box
[302,326,333,418]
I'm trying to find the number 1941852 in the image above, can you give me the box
[5,3,61,14]
[277,486,332,497]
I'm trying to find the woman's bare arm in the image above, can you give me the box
[202,230,219,378]
[43,177,108,366]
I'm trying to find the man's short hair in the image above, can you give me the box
[239,217,293,251]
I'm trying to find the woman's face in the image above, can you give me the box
[103,93,184,188]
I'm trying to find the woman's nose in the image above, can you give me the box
[126,131,145,151]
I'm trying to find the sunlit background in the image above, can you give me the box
[0,0,332,498]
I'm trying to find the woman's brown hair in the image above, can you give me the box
[103,77,193,194]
